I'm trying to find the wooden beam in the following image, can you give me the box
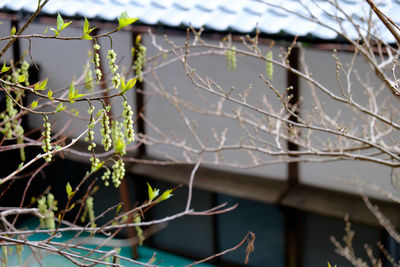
[281,184,400,227]
[128,162,400,227]
[129,163,286,204]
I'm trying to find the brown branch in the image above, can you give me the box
[0,0,50,58]
[364,0,400,46]
[184,231,255,267]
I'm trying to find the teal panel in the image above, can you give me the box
[6,217,214,267]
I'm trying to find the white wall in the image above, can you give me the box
[143,34,399,199]
[299,48,397,198]
[0,19,13,63]
[143,33,288,180]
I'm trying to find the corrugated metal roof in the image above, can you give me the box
[0,0,398,42]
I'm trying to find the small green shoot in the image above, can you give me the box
[10,26,16,35]
[159,189,173,201]
[118,11,138,30]
[147,183,159,201]
[50,13,71,36]
[18,75,26,84]
[81,17,96,40]
[68,81,87,103]
[1,61,11,73]
[66,182,73,198]
[120,77,137,93]
[56,103,66,112]
[31,100,38,108]
[47,89,53,100]
[34,78,48,92]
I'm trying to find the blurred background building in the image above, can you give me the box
[1,0,400,266]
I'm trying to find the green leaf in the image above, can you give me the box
[56,103,66,112]
[121,77,137,93]
[116,204,122,213]
[82,33,92,40]
[49,27,59,37]
[83,17,89,34]
[55,13,71,33]
[87,27,96,34]
[47,89,53,100]
[10,26,16,35]
[30,100,38,108]
[68,81,76,103]
[18,75,26,83]
[73,93,87,100]
[34,78,48,91]
[61,21,72,31]
[158,189,173,202]
[18,162,24,169]
[56,13,64,32]
[93,161,105,172]
[147,183,159,201]
[118,11,138,30]
[81,17,96,40]
[1,60,11,73]
[44,26,49,34]
[114,137,125,155]
[66,182,73,198]
[126,78,137,89]
[120,77,126,91]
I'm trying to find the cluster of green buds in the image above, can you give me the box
[134,216,145,245]
[122,100,135,143]
[6,60,30,86]
[38,193,57,230]
[15,245,23,265]
[2,245,8,267]
[134,44,146,82]
[20,61,30,86]
[107,49,121,88]
[81,196,96,227]
[111,158,125,187]
[90,156,101,172]
[86,101,101,173]
[41,115,52,162]
[225,46,237,71]
[266,51,273,80]
[15,125,25,162]
[85,105,96,151]
[84,61,94,92]
[112,72,121,89]
[101,167,111,187]
[0,91,25,161]
[111,120,126,156]
[107,49,118,73]
[100,106,112,151]
[1,95,17,139]
[93,42,102,83]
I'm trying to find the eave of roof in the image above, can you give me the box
[0,0,398,43]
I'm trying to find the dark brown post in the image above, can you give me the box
[283,45,303,267]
